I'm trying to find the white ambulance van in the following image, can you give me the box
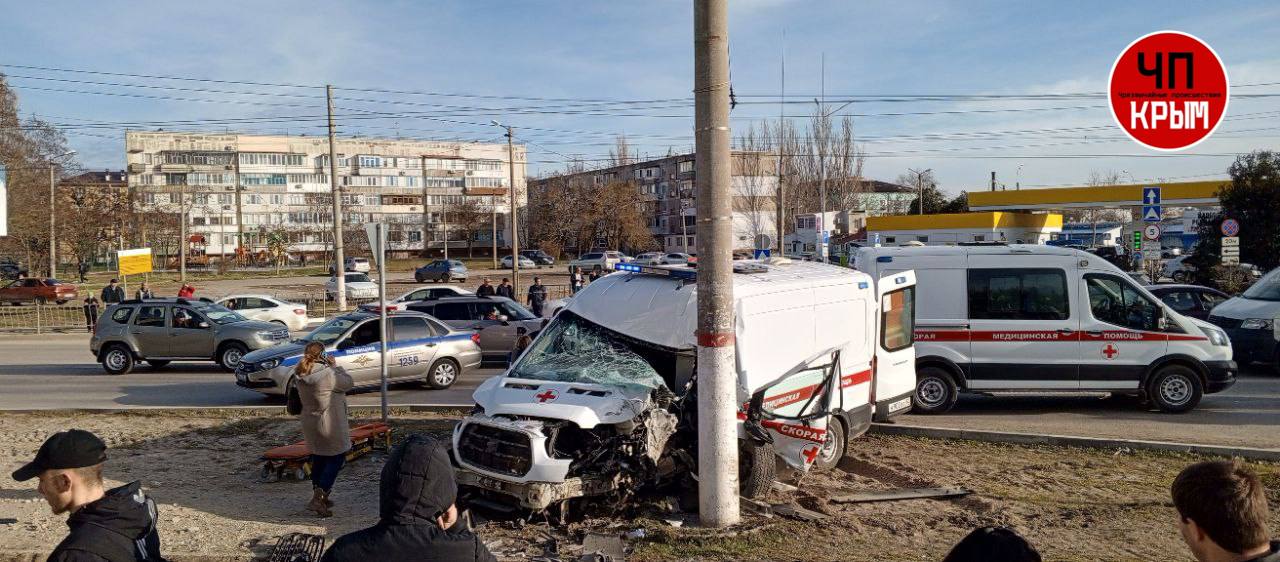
[451,259,916,512]
[853,244,1237,414]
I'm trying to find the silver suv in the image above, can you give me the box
[91,298,288,375]
[235,310,483,398]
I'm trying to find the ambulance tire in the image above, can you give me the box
[1148,365,1203,413]
[912,366,959,414]
[814,416,846,471]
[739,441,776,499]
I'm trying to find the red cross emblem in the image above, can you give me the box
[534,389,558,403]
[1102,344,1119,359]
[801,445,820,465]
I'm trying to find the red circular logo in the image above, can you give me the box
[1108,31,1229,151]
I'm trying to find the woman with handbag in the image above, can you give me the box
[289,341,354,517]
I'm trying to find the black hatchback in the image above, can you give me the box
[1145,284,1229,321]
[520,249,555,266]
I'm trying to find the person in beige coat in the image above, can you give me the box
[294,341,354,517]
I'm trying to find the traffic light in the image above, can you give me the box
[1132,231,1142,251]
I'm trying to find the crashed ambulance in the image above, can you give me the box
[451,259,917,512]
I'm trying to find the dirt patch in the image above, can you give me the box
[1,412,1277,561]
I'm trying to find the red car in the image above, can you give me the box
[0,278,79,305]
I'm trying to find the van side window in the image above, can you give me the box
[881,286,915,351]
[1085,274,1161,331]
[968,269,1069,320]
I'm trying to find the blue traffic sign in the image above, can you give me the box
[1142,186,1161,205]
[753,248,771,259]
[1142,205,1162,222]
[1221,218,1240,237]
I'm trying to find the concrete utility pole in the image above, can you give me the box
[327,85,346,311]
[775,30,786,256]
[420,156,430,258]
[693,0,739,528]
[490,194,498,269]
[909,168,932,215]
[233,149,243,267]
[48,165,56,278]
[179,183,186,282]
[817,53,827,263]
[506,126,521,293]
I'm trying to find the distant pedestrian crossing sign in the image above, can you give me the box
[1142,205,1162,222]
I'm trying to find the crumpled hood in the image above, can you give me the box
[67,481,154,541]
[380,435,455,525]
[242,341,305,364]
[471,376,652,428]
[1210,296,1280,321]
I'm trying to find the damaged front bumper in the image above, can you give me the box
[454,466,625,511]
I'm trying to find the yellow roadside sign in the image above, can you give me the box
[118,248,153,276]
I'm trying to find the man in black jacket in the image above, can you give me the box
[1172,460,1279,562]
[322,434,495,562]
[13,429,165,562]
[100,279,125,305]
[475,278,495,297]
[526,276,547,317]
[495,278,514,299]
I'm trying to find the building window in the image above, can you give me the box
[286,174,328,184]
[466,177,506,188]
[465,159,502,171]
[270,194,284,205]
[240,153,305,166]
[358,156,383,168]
[164,173,188,185]
[424,177,464,188]
[678,160,694,174]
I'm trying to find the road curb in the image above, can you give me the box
[0,403,472,415]
[870,422,1280,461]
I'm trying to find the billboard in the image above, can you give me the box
[117,248,153,276]
[0,164,6,237]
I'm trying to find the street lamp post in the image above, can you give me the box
[492,121,520,294]
[47,150,77,278]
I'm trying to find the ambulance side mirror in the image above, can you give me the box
[1157,310,1170,331]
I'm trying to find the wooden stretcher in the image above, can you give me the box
[259,422,392,482]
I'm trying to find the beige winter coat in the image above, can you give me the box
[295,363,354,456]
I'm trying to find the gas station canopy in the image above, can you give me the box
[967,180,1227,211]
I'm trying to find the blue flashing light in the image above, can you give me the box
[857,282,869,289]
[617,262,698,281]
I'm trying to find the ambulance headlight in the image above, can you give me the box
[1200,327,1229,347]
[1239,318,1274,331]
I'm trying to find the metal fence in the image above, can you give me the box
[0,284,577,333]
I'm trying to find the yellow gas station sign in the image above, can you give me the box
[117,248,153,276]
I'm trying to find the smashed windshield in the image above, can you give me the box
[509,311,676,393]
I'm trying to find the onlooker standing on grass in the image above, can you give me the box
[475,278,495,297]
[942,527,1041,562]
[176,283,195,299]
[134,282,154,300]
[320,434,496,562]
[570,267,584,294]
[496,277,514,299]
[527,276,547,317]
[81,295,100,333]
[293,341,354,518]
[100,279,125,305]
[1172,460,1279,562]
[12,429,165,562]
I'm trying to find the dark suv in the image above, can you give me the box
[520,249,555,266]
[90,298,288,375]
[405,296,542,363]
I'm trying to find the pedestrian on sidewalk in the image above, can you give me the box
[1172,460,1279,562]
[82,295,100,333]
[476,278,495,297]
[496,277,514,299]
[527,276,547,317]
[134,282,154,300]
[570,267,584,294]
[100,279,124,305]
[176,283,195,299]
[320,434,496,562]
[293,341,354,518]
[12,429,166,562]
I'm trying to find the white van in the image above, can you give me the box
[451,260,916,511]
[853,244,1236,414]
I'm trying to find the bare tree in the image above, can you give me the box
[609,135,633,167]
[446,196,488,258]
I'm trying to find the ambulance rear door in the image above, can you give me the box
[874,271,917,419]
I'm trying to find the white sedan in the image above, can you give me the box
[215,294,310,331]
[325,273,379,300]
[500,255,538,269]
[634,252,665,265]
[358,284,473,313]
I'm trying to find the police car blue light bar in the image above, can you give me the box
[615,262,698,280]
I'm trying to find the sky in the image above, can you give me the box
[2,0,1278,195]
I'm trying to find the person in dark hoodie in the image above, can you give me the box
[12,429,165,562]
[321,434,495,562]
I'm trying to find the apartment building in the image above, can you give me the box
[125,132,525,259]
[529,151,778,253]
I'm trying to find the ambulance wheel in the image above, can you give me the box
[913,367,959,414]
[739,441,776,499]
[1149,365,1202,413]
[814,416,846,471]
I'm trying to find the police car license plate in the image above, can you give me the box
[888,397,911,413]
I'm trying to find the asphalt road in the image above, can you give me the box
[2,333,1278,450]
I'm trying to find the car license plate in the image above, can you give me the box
[477,476,509,492]
[889,397,911,413]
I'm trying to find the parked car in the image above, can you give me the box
[0,262,28,281]
[1145,284,1229,321]
[235,310,482,397]
[1207,266,1280,369]
[328,256,371,275]
[520,249,555,266]
[357,284,473,313]
[91,298,288,374]
[633,252,665,265]
[404,296,542,363]
[415,259,469,283]
[569,251,628,272]
[214,294,309,332]
[500,255,538,269]
[325,273,379,300]
[0,278,78,305]
[661,252,696,266]
[1164,255,1263,283]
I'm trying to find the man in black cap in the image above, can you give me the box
[100,279,125,305]
[13,429,165,562]
[321,434,495,562]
